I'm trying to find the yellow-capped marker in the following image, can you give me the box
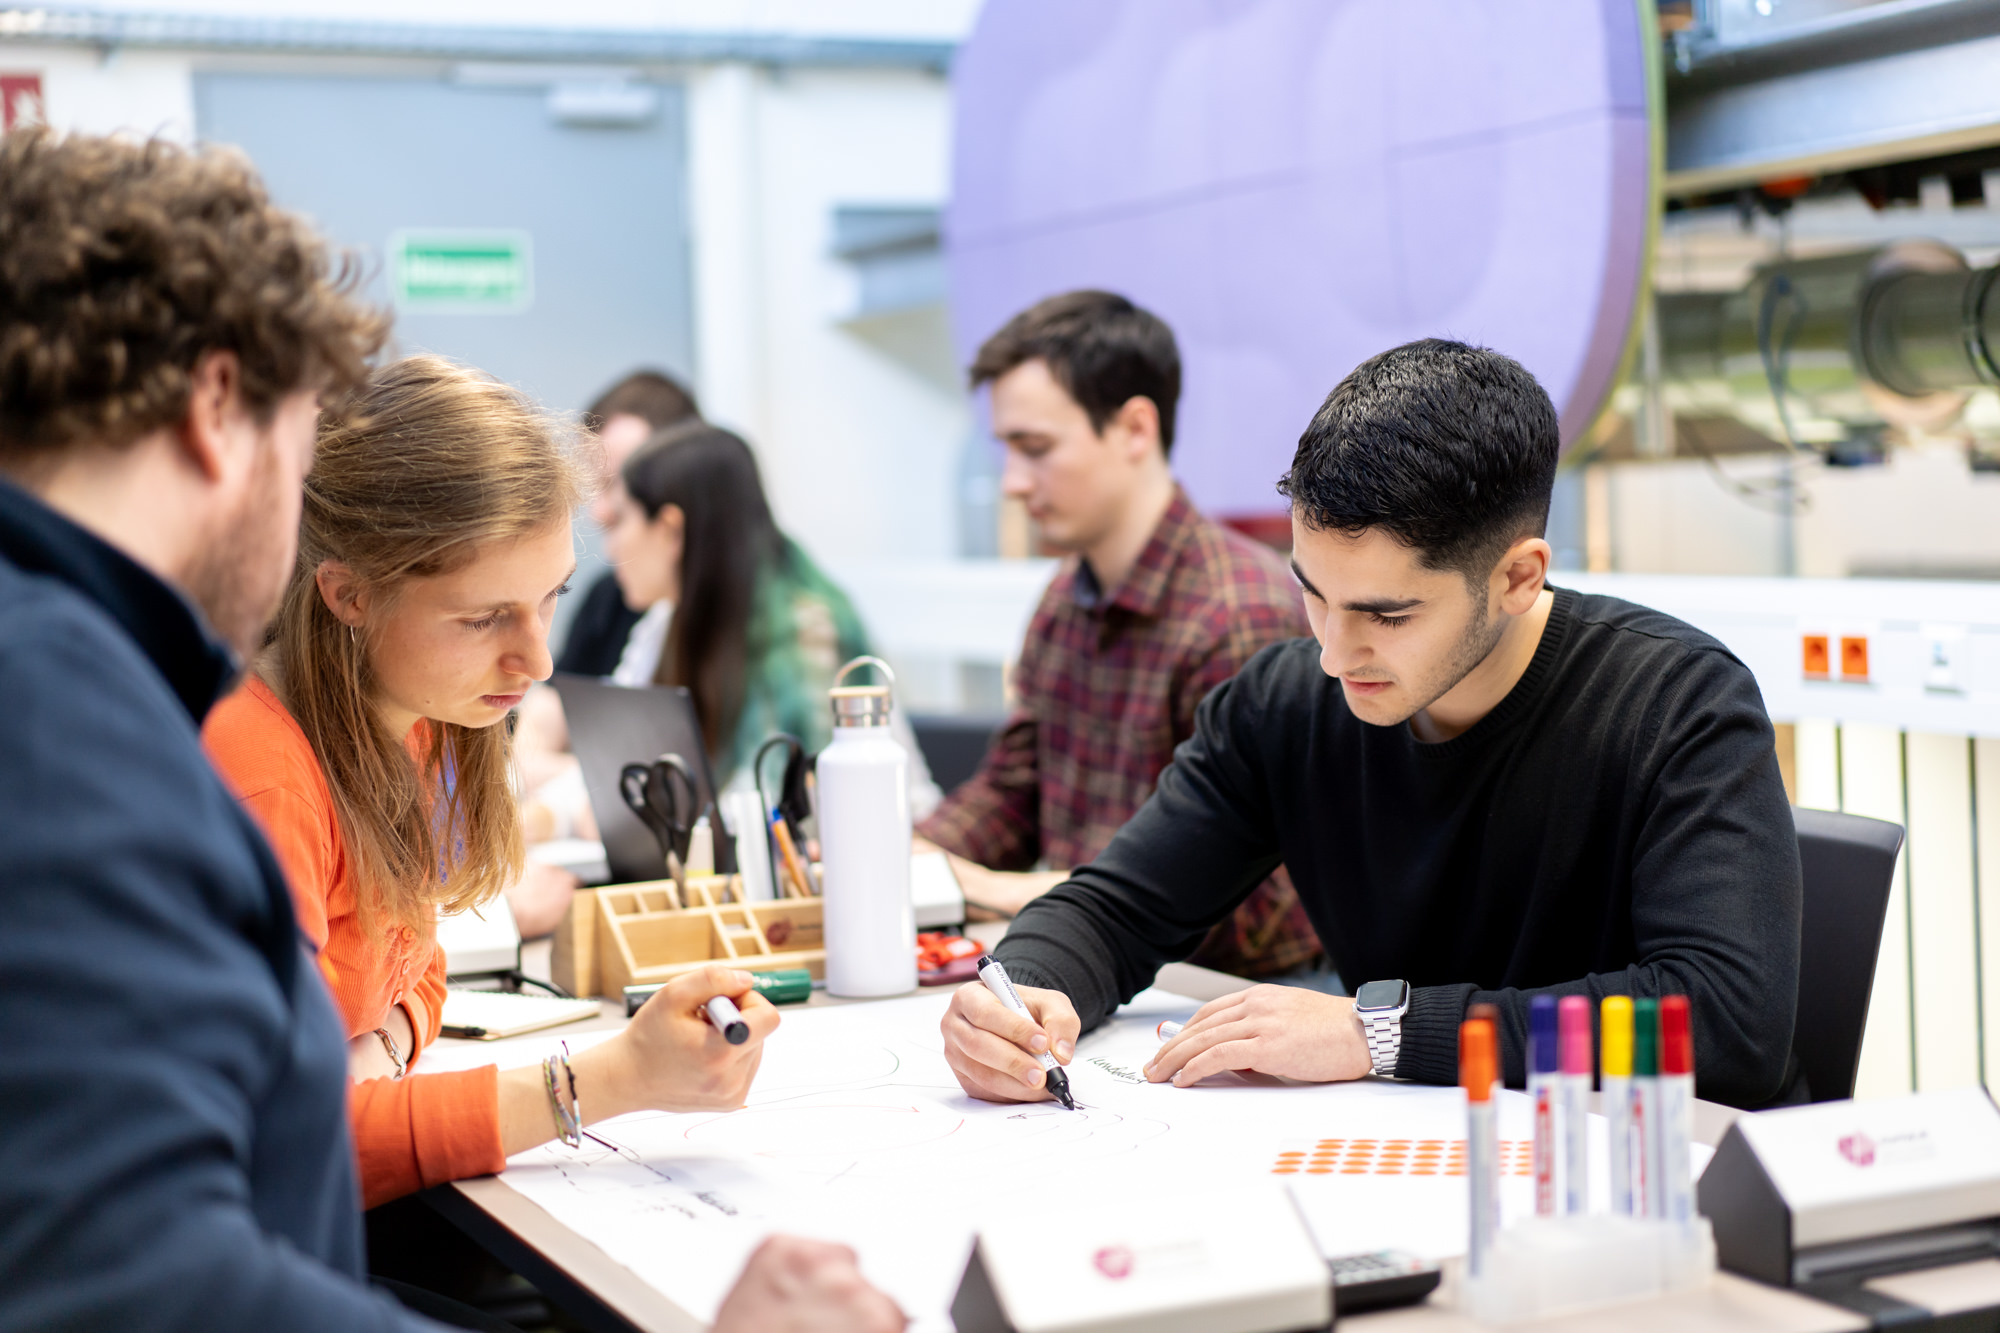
[1602,995,1634,1077]
[1602,995,1636,1213]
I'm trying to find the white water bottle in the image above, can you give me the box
[817,656,915,997]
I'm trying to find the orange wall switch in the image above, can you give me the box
[1840,635,1870,680]
[1801,634,1830,678]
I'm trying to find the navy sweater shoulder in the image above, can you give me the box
[0,481,435,1331]
[997,588,1802,1108]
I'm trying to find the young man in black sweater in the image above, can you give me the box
[943,339,1802,1110]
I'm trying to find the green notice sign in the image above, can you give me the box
[390,230,532,312]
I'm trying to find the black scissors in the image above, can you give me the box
[620,752,700,901]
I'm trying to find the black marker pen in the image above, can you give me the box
[704,994,750,1045]
[975,954,1076,1110]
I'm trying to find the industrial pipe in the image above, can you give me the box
[1655,239,2000,448]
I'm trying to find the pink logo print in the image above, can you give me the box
[1093,1246,1134,1280]
[1838,1132,1876,1167]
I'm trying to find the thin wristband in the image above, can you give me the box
[542,1054,581,1147]
[561,1040,581,1133]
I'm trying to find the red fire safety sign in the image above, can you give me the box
[2,74,45,131]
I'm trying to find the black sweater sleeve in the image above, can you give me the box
[997,628,1802,1109]
[1399,644,1802,1107]
[995,660,1286,1028]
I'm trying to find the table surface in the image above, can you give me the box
[429,939,1988,1332]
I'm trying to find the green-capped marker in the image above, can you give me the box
[748,968,814,1005]
[1632,995,1663,1216]
[1632,996,1660,1077]
[624,967,815,1017]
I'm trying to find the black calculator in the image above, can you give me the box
[1327,1249,1442,1316]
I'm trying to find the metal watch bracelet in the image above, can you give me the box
[1361,1010,1401,1075]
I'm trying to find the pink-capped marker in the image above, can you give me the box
[1559,996,1592,1214]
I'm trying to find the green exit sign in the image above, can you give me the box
[390,230,532,312]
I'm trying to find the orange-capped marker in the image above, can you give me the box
[1460,1018,1496,1102]
[1461,1017,1498,1277]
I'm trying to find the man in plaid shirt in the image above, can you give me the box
[918,291,1323,979]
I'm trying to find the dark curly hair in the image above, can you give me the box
[0,129,387,459]
[1279,339,1559,585]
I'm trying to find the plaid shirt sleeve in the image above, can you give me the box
[1177,551,1324,979]
[917,708,1042,871]
[1171,581,1308,740]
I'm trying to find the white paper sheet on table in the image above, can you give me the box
[460,988,1712,1332]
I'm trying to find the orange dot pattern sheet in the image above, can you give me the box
[1271,1138,1536,1177]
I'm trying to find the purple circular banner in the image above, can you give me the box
[948,0,1655,518]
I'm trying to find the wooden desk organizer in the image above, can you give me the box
[557,875,824,998]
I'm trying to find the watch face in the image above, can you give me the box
[1355,979,1409,1014]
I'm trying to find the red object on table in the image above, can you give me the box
[917,932,982,986]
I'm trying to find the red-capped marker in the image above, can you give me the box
[1659,995,1695,1224]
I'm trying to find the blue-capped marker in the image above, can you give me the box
[1529,994,1559,1215]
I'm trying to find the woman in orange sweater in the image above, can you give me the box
[204,355,780,1209]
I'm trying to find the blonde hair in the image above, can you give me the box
[265,354,585,924]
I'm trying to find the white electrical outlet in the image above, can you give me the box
[1922,623,1967,694]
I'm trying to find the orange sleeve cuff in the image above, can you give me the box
[348,1066,505,1210]
[407,947,449,1056]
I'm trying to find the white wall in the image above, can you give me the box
[1601,443,2000,578]
[68,0,980,41]
[0,43,195,140]
[1797,441,2000,578]
[1607,456,1792,576]
[2,18,975,573]
[687,61,966,566]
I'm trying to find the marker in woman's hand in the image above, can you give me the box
[1156,1019,1184,1042]
[704,994,750,1045]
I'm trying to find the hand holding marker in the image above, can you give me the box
[976,955,1076,1110]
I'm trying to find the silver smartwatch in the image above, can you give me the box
[1354,979,1410,1076]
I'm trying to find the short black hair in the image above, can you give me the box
[1278,339,1559,582]
[970,289,1181,455]
[585,368,699,433]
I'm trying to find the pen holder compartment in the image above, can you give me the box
[1448,1216,1715,1324]
[591,872,828,996]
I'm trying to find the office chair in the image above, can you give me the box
[1792,804,1904,1103]
[910,714,1006,793]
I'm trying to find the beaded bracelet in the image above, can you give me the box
[542,1052,581,1148]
